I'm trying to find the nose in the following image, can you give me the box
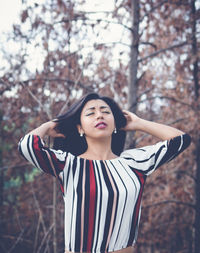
[96,110,104,119]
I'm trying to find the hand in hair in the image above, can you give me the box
[121,110,184,140]
[121,110,141,131]
[46,121,66,138]
[28,121,66,139]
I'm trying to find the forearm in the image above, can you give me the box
[136,118,185,140]
[27,122,52,139]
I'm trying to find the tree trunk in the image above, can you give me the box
[191,1,200,252]
[125,0,140,149]
[191,0,199,100]
[194,138,200,253]
[48,136,57,253]
[0,168,3,244]
[0,115,4,243]
[53,177,57,253]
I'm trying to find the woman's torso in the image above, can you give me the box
[62,153,145,252]
[65,245,134,253]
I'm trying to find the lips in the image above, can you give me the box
[95,122,107,129]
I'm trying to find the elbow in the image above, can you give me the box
[183,133,192,148]
[18,136,27,157]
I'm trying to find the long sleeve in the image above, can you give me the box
[121,133,191,176]
[18,134,67,177]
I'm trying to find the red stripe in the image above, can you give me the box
[33,136,51,173]
[51,152,65,171]
[33,136,65,193]
[59,183,64,194]
[33,136,65,175]
[87,160,96,251]
[133,170,145,226]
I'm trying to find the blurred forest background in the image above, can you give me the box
[0,0,199,252]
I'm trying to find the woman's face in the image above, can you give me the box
[78,99,116,140]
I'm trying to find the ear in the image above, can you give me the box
[77,124,82,134]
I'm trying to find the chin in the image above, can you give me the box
[97,133,113,139]
[87,132,112,139]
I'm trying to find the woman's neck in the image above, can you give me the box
[80,137,117,160]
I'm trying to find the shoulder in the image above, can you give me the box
[121,140,168,159]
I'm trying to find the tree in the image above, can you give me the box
[0,0,199,252]
[126,0,199,252]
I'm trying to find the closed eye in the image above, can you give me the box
[85,111,111,116]
[86,112,94,116]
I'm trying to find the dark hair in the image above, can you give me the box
[53,93,127,156]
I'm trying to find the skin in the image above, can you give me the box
[28,99,185,253]
[28,98,184,145]
[77,99,117,160]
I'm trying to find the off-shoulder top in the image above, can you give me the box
[18,133,191,253]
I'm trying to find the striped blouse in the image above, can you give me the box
[18,133,191,253]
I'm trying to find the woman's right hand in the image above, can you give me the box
[45,121,66,138]
[121,110,141,131]
[28,121,65,139]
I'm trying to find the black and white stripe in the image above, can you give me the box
[18,133,191,252]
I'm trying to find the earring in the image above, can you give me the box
[114,128,117,134]
[80,132,83,137]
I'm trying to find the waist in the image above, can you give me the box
[65,246,134,253]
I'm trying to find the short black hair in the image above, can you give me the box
[53,93,127,156]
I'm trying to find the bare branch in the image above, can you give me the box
[33,216,41,253]
[138,41,188,63]
[31,183,51,253]
[52,177,57,253]
[20,81,51,119]
[21,78,93,92]
[137,87,154,100]
[2,234,32,244]
[36,223,54,253]
[0,162,35,171]
[7,228,25,253]
[140,221,194,235]
[94,41,130,48]
[1,77,93,96]
[58,17,132,32]
[140,41,157,50]
[143,199,195,209]
[58,60,86,115]
[78,10,112,15]
[137,95,192,108]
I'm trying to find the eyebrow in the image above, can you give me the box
[85,106,110,112]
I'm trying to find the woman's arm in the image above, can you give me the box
[18,121,66,177]
[28,121,65,139]
[122,110,184,140]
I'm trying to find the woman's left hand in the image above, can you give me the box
[121,110,185,139]
[121,110,141,131]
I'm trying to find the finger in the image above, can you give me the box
[122,110,130,116]
[56,133,66,138]
[120,126,128,131]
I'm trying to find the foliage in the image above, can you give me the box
[0,0,199,252]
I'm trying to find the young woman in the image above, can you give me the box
[18,93,191,253]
